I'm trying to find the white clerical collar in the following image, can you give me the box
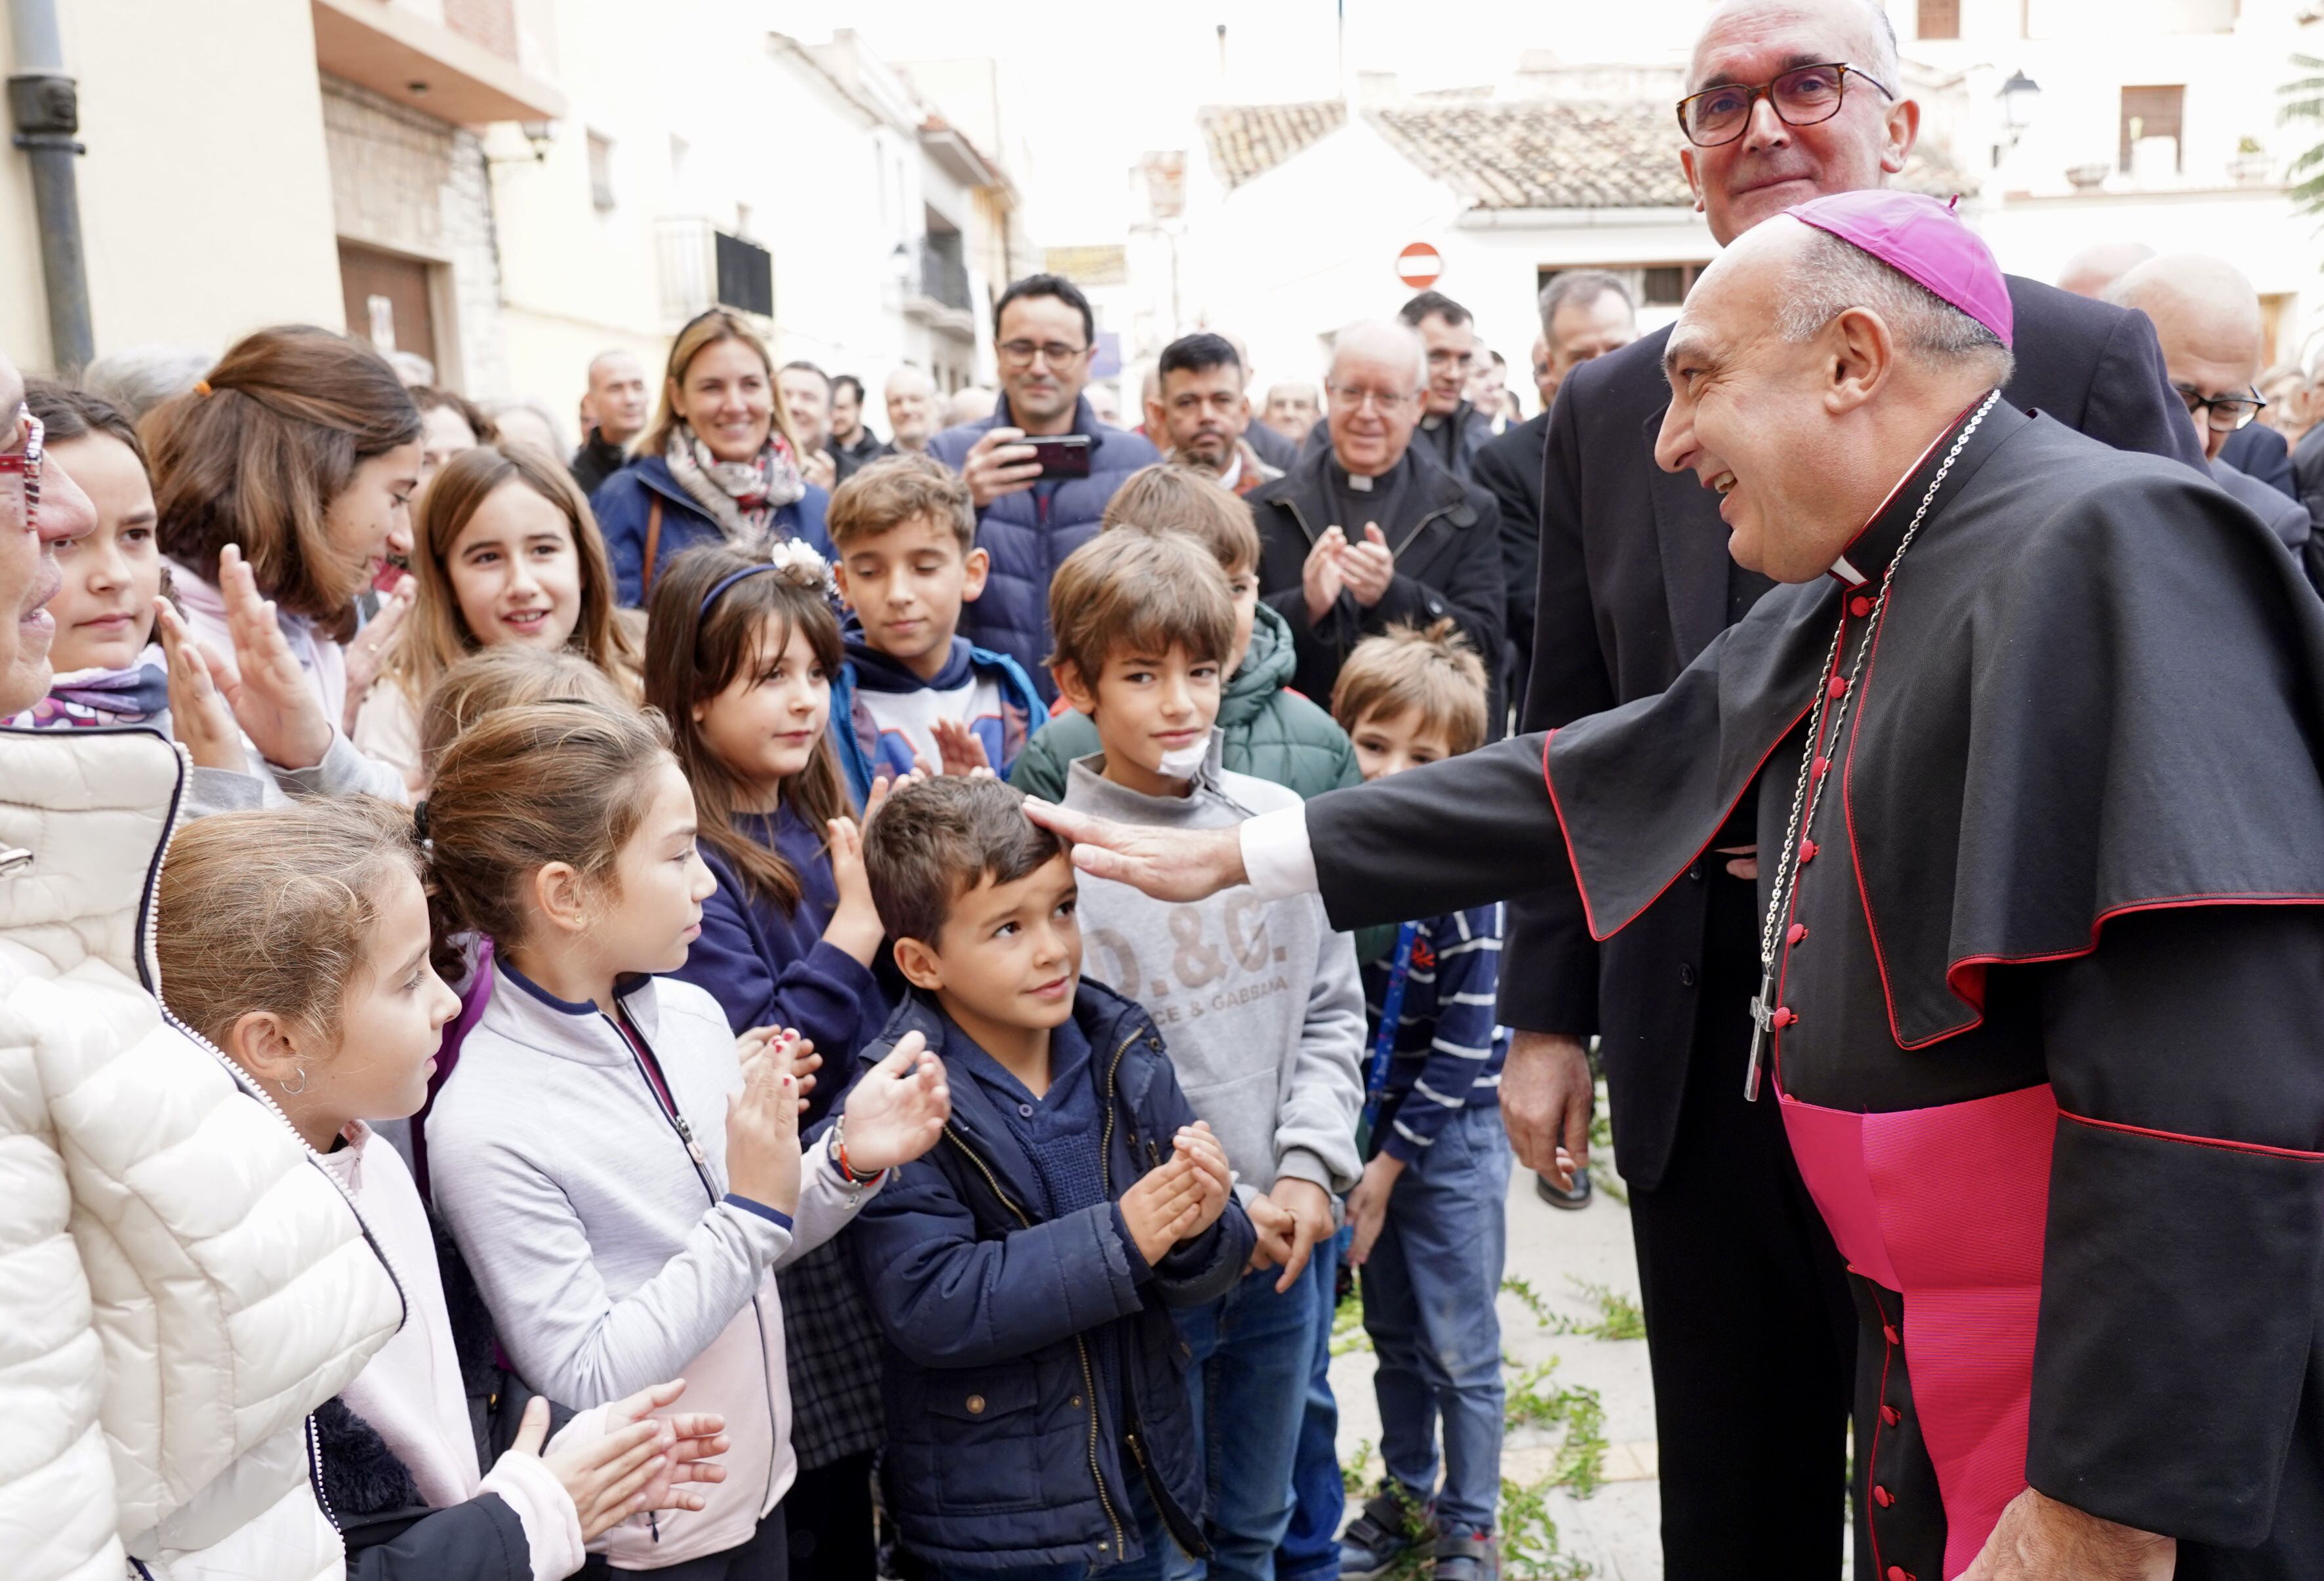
[1824,397,1991,588]
[1219,448,1244,491]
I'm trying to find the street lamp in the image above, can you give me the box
[1992,70,2041,167]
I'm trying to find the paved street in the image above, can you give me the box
[1330,1156,1664,1580]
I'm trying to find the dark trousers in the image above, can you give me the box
[1623,873,1856,1579]
[586,1504,789,1581]
[787,1450,876,1581]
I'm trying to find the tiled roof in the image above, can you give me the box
[1198,100,1348,190]
[1200,94,1974,208]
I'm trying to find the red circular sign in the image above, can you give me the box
[1396,241,1443,289]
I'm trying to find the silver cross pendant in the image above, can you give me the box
[1744,970,1775,1101]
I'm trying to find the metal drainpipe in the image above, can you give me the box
[8,0,91,373]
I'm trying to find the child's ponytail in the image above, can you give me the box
[421,701,674,973]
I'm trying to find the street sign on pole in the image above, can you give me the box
[1395,241,1442,290]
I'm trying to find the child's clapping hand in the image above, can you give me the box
[931,717,994,777]
[823,814,886,966]
[835,1031,950,1174]
[1120,1153,1208,1265]
[1173,1120,1233,1237]
[735,1027,820,1113]
[725,1040,802,1215]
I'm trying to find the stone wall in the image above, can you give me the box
[321,74,508,394]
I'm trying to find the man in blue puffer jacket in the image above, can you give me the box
[928,274,1158,698]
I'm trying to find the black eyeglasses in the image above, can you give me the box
[2178,384,2268,433]
[1676,62,1895,148]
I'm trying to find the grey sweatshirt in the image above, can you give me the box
[1061,750,1365,1199]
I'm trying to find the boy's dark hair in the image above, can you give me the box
[832,373,866,405]
[1046,528,1234,690]
[1398,290,1471,329]
[1101,464,1261,578]
[828,451,977,555]
[865,775,1067,948]
[1157,332,1242,382]
[994,273,1095,346]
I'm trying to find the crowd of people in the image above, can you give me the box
[12,2,2324,1581]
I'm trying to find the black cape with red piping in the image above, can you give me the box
[1301,399,2324,1571]
[1541,401,2324,1049]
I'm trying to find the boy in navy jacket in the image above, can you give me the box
[855,775,1254,1578]
[827,453,1044,803]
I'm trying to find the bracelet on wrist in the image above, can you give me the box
[831,1115,882,1185]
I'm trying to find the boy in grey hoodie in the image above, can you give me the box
[1046,527,1365,1581]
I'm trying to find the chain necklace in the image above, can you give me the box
[1743,389,2000,1100]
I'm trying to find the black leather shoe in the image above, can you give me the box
[1533,1168,1593,1210]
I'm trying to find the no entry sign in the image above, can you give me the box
[1396,241,1442,289]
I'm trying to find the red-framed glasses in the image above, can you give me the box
[0,405,42,528]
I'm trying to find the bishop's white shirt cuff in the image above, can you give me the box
[1239,804,1320,900]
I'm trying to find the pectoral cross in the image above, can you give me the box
[1745,970,1776,1101]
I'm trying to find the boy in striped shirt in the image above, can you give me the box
[1329,621,1512,1581]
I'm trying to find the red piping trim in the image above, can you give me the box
[1905,893,2324,1050]
[2059,1108,2324,1161]
[1543,699,1816,945]
[1767,627,1857,1084]
[1841,574,1915,1052]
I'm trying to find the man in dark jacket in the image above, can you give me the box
[929,273,1159,697]
[1473,272,1637,717]
[569,349,649,499]
[1248,319,1505,726]
[1490,3,2207,1576]
[1398,291,1497,482]
[827,374,892,482]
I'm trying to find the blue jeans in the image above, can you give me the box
[922,1473,1167,1581]
[1276,1227,1350,1581]
[1358,1105,1511,1536]
[1164,1255,1331,1580]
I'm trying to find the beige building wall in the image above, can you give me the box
[0,0,342,373]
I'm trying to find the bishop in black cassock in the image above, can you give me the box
[1037,196,2324,1579]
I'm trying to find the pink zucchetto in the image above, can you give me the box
[1785,190,2013,349]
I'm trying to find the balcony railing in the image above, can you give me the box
[918,240,972,314]
[657,216,773,328]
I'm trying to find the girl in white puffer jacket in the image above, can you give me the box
[153,794,735,1581]
[0,725,401,1581]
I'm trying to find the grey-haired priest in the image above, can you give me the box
[1032,190,2324,1581]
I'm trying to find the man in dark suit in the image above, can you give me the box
[1248,319,1505,721]
[1473,270,1637,737]
[2222,419,2296,497]
[1495,1,2205,1574]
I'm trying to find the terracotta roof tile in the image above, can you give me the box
[1198,100,1348,190]
[1200,95,1972,208]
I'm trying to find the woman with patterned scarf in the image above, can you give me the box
[592,308,834,606]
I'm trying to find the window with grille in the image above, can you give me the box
[588,133,615,211]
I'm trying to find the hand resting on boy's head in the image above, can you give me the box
[1022,797,1248,903]
[834,1029,952,1173]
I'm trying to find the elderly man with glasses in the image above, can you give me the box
[1247,319,1505,722]
[929,272,1158,699]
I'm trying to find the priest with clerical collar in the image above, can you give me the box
[1036,190,2324,1580]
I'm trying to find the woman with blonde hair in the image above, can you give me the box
[591,308,831,605]
[354,441,638,790]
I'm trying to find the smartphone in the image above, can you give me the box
[1025,434,1093,480]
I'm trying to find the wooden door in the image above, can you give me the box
[338,242,438,369]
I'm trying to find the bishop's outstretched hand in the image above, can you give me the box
[1021,798,1248,903]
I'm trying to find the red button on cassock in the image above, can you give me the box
[1882,1324,1901,1345]
[1872,1485,1894,1508]
[1881,1405,1900,1426]
[1800,839,1818,863]
[1850,596,1874,619]
[1827,675,1849,699]
[1812,754,1831,779]
[1886,1568,1915,1581]
[1787,922,1808,945]
[1770,1006,1797,1029]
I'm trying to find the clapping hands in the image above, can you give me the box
[1301,523,1396,626]
[1118,1122,1234,1264]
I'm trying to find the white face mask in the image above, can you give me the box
[1157,732,1212,781]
